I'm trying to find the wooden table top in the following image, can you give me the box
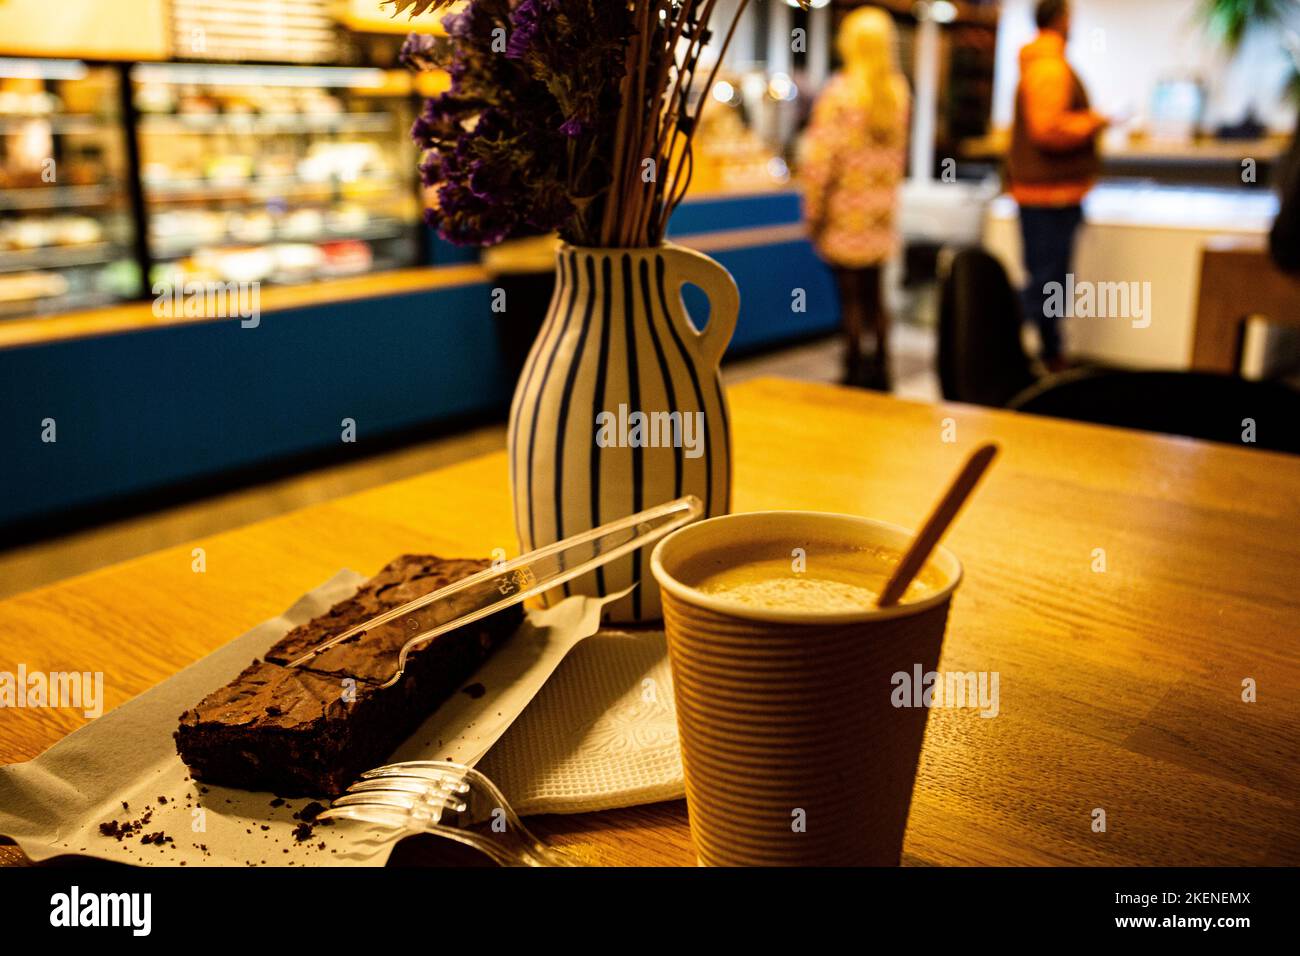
[2,377,1298,866]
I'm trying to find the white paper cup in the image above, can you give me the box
[651,511,962,866]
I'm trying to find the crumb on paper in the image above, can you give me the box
[294,801,326,822]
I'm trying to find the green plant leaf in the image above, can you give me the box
[1198,0,1290,49]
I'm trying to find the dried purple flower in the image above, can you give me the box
[398,33,443,72]
[505,0,554,60]
[400,0,780,247]
[401,0,629,246]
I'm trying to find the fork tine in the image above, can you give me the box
[343,781,468,811]
[332,791,415,810]
[358,770,470,793]
[328,759,579,866]
[333,789,465,812]
[345,778,434,796]
[360,760,465,779]
[315,805,410,826]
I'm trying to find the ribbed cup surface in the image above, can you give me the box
[661,589,950,866]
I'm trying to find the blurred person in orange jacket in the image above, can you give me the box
[800,6,910,391]
[1007,0,1108,372]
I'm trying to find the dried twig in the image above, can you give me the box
[406,0,808,248]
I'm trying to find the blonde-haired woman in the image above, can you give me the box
[800,6,910,390]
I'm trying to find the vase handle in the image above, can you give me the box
[661,242,739,367]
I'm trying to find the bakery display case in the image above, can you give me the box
[0,58,140,319]
[689,72,793,195]
[131,62,421,289]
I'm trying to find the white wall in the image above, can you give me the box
[992,0,1298,132]
[983,185,1279,369]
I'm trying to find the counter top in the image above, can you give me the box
[961,132,1288,165]
[0,220,810,352]
[987,182,1278,233]
[0,264,489,352]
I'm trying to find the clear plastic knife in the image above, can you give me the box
[284,494,704,688]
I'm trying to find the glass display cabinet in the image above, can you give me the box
[0,57,139,319]
[130,61,421,290]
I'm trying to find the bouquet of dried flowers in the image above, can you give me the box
[388,0,806,248]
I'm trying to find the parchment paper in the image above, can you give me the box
[0,571,681,866]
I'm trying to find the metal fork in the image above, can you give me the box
[317,760,580,867]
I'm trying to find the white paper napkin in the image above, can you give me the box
[480,627,683,814]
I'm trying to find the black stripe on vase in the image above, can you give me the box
[655,253,712,518]
[639,256,684,499]
[523,250,578,551]
[588,254,614,596]
[714,374,732,512]
[622,254,643,620]
[510,251,568,531]
[640,255,684,620]
[513,250,568,537]
[552,252,598,599]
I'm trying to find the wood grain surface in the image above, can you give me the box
[2,377,1298,866]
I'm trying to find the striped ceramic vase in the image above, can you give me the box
[508,242,738,623]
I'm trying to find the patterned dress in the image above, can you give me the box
[799,73,909,268]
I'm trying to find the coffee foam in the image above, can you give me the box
[682,544,937,613]
[699,575,883,612]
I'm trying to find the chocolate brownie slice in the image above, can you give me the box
[263,555,499,686]
[175,555,520,796]
[174,661,398,796]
